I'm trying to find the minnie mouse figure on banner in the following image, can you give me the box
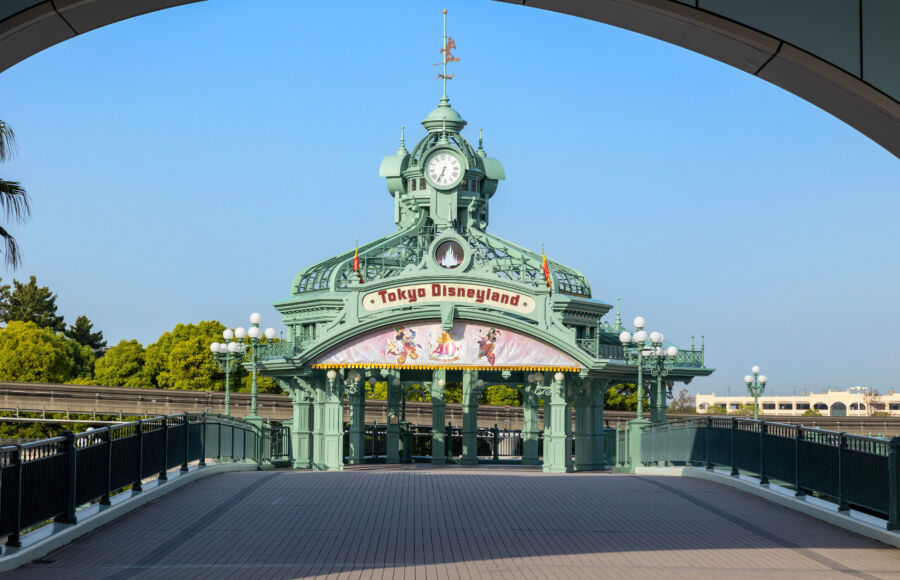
[477,328,500,366]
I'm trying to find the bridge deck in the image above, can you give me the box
[6,466,900,579]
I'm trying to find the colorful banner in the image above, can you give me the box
[313,321,580,371]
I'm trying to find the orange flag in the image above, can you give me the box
[541,248,552,297]
[353,243,364,284]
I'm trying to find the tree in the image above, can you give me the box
[481,385,521,406]
[94,339,146,388]
[0,320,77,382]
[604,383,649,411]
[65,315,106,350]
[705,404,727,415]
[802,408,822,417]
[143,321,226,391]
[729,404,755,416]
[667,388,696,414]
[0,121,30,268]
[0,275,65,331]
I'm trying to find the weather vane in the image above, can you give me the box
[434,9,459,99]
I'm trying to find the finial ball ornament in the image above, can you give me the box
[234,327,247,339]
[758,375,768,385]
[228,342,241,353]
[264,327,277,340]
[649,331,662,344]
[744,374,753,384]
[326,369,338,380]
[438,378,447,388]
[223,329,234,340]
[249,313,262,324]
[393,378,402,387]
[619,331,632,344]
[666,346,678,357]
[348,370,360,382]
[752,365,760,374]
[633,316,645,329]
[210,342,220,353]
[633,330,648,344]
[248,326,261,339]
[554,372,565,382]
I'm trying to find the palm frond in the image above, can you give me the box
[0,179,30,222]
[0,224,22,269]
[0,122,15,163]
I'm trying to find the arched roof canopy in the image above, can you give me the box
[1,0,898,156]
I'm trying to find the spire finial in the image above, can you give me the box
[435,9,458,103]
[478,128,484,150]
[613,297,623,331]
[690,335,695,350]
[397,125,408,155]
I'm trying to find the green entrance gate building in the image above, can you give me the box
[252,89,713,472]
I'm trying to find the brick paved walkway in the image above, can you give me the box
[6,466,900,579]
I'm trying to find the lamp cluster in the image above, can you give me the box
[208,312,277,419]
[618,316,679,359]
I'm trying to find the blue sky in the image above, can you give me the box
[0,0,897,396]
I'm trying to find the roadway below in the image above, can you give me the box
[5,467,900,579]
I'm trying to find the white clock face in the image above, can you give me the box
[426,152,462,188]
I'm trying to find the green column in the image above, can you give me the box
[290,388,313,470]
[348,384,365,465]
[319,372,344,471]
[591,380,610,470]
[574,381,592,471]
[312,382,325,470]
[648,378,658,423]
[657,377,668,423]
[521,388,540,465]
[386,372,401,464]
[430,369,446,464]
[461,370,479,465]
[627,380,651,472]
[543,374,573,473]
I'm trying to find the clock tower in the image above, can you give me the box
[379,96,505,232]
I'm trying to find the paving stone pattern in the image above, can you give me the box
[6,466,900,579]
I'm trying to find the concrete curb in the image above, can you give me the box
[0,460,259,573]
[635,465,900,549]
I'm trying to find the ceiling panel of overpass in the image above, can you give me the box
[862,1,900,102]
[701,0,861,77]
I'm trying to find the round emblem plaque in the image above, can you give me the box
[435,240,464,269]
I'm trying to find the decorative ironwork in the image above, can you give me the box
[253,340,297,361]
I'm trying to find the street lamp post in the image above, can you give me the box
[744,365,768,420]
[619,317,678,422]
[235,313,276,420]
[209,329,244,416]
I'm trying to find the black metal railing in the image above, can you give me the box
[641,417,900,529]
[0,412,268,547]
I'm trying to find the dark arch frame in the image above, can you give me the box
[1,0,897,156]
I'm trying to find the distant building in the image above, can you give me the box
[696,388,900,417]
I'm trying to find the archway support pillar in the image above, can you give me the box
[461,370,479,465]
[592,380,611,470]
[574,380,592,471]
[386,370,401,464]
[522,387,540,465]
[347,377,365,465]
[543,373,573,473]
[430,369,447,464]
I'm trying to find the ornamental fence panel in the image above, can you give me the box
[641,417,900,529]
[0,413,267,547]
